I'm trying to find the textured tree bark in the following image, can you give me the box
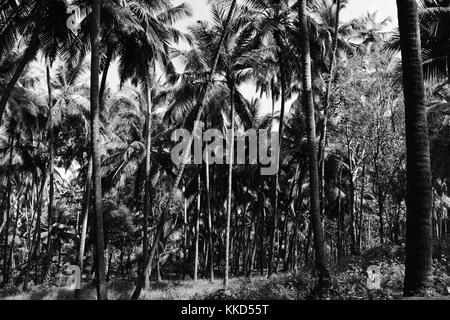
[91,0,107,300]
[299,0,330,290]
[397,0,433,297]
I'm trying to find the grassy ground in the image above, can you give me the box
[0,273,297,300]
[1,246,449,300]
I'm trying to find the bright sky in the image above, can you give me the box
[110,0,400,116]
[176,0,398,31]
[174,0,399,116]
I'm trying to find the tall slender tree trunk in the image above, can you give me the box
[44,63,55,276]
[377,187,385,244]
[2,125,15,285]
[205,148,214,281]
[91,0,107,300]
[224,84,236,289]
[7,200,20,284]
[397,0,433,297]
[194,171,201,282]
[299,0,330,290]
[76,157,92,299]
[358,162,366,250]
[269,37,286,277]
[142,80,153,290]
[23,171,48,291]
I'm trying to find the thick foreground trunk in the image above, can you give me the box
[397,0,433,297]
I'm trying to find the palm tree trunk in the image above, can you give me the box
[76,157,92,299]
[91,0,107,300]
[269,36,286,277]
[299,0,330,290]
[0,31,40,125]
[2,125,15,285]
[205,147,214,281]
[224,83,236,289]
[142,80,153,290]
[23,170,48,291]
[396,0,433,297]
[7,200,20,284]
[358,162,366,250]
[194,171,201,282]
[44,63,55,276]
[280,163,301,270]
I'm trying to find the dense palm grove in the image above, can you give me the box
[0,0,449,300]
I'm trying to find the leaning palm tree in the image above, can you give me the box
[396,0,433,297]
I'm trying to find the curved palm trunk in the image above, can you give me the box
[396,0,433,297]
[131,0,238,300]
[299,0,330,290]
[224,84,236,288]
[142,80,153,290]
[91,0,107,300]
[44,64,55,276]
[0,32,40,125]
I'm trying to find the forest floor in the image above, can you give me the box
[1,246,449,300]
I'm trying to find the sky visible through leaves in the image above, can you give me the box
[108,0,399,116]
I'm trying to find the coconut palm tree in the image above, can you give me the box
[116,0,191,290]
[0,0,74,125]
[131,0,239,299]
[298,0,330,292]
[396,0,433,297]
[90,0,107,301]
